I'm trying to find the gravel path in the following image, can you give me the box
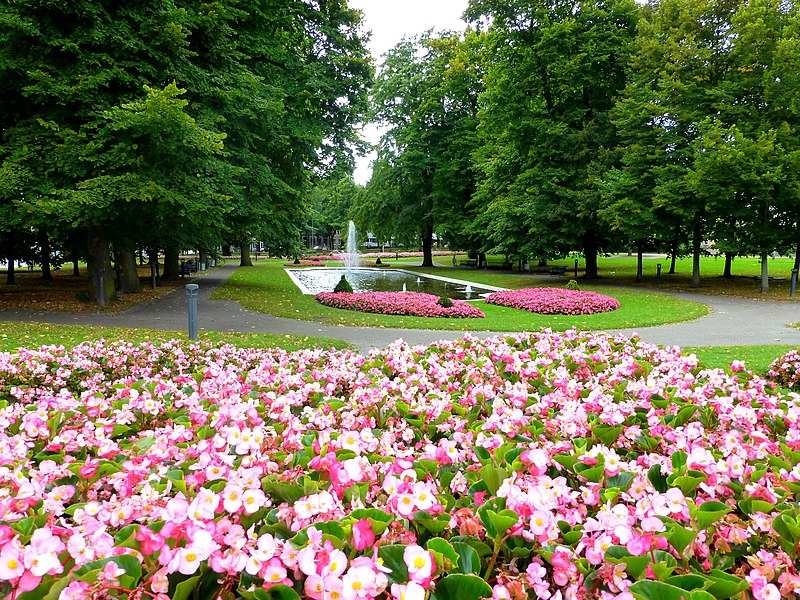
[1,262,798,354]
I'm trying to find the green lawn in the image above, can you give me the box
[0,321,351,353]
[684,345,793,374]
[211,260,709,331]
[436,253,800,299]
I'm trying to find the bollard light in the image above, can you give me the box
[657,263,662,285]
[574,259,579,278]
[185,283,199,340]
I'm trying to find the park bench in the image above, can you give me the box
[460,259,477,267]
[547,266,567,275]
[179,259,198,277]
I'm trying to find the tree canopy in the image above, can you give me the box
[0,0,372,301]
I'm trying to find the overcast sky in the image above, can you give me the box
[347,0,470,184]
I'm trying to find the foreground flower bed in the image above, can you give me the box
[485,287,620,315]
[316,291,485,318]
[1,332,800,600]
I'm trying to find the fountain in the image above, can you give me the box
[416,277,422,284]
[343,220,360,273]
[465,284,473,299]
[402,283,407,292]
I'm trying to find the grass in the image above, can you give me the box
[684,345,794,375]
[0,321,352,353]
[437,253,800,300]
[210,260,709,331]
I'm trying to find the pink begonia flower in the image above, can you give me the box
[262,557,290,587]
[391,581,426,600]
[60,580,92,600]
[241,488,266,514]
[222,484,244,513]
[641,516,666,533]
[403,545,435,583]
[342,564,378,600]
[97,560,126,586]
[150,567,170,594]
[0,544,24,580]
[352,519,375,551]
[305,573,325,599]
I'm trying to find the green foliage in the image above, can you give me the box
[356,30,484,266]
[466,0,639,275]
[333,274,353,294]
[565,280,580,291]
[437,295,454,308]
[0,0,372,299]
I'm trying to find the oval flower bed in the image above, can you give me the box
[485,287,620,315]
[1,333,800,599]
[316,291,485,318]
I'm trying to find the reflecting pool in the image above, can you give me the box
[286,268,504,301]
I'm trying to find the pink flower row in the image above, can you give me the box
[0,332,799,600]
[315,291,485,318]
[485,287,620,315]
[308,251,456,261]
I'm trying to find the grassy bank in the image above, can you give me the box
[211,260,709,331]
[0,321,351,353]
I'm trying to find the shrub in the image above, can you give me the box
[436,295,454,308]
[375,257,382,265]
[485,287,619,315]
[566,279,580,291]
[333,274,353,293]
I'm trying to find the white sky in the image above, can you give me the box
[348,0,470,184]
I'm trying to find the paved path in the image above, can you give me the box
[1,263,798,354]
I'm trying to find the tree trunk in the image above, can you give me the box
[795,236,800,272]
[199,249,207,270]
[669,238,678,274]
[723,252,734,278]
[162,247,179,280]
[39,229,52,281]
[73,260,80,277]
[760,252,769,294]
[240,242,253,267]
[87,224,116,306]
[583,229,599,280]
[636,241,644,283]
[420,218,434,267]
[691,221,701,288]
[117,247,141,293]
[222,244,232,257]
[6,254,15,285]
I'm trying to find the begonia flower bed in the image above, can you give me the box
[315,291,485,318]
[767,349,800,390]
[485,287,620,315]
[1,332,800,600]
[307,251,456,262]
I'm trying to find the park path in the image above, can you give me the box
[1,262,799,354]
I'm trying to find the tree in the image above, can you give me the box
[358,30,483,267]
[0,0,372,302]
[466,0,640,278]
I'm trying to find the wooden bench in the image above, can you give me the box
[460,259,477,267]
[547,266,567,275]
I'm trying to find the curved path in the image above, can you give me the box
[1,263,799,354]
